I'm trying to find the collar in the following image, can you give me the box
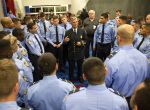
[43,75,58,81]
[0,101,19,108]
[87,83,107,91]
[3,28,12,32]
[119,44,134,50]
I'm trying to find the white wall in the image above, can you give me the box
[14,0,25,18]
[71,0,89,14]
[22,0,72,6]
[22,0,89,14]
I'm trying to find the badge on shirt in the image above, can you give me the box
[22,75,27,82]
[93,25,96,30]
[23,59,29,67]
[21,49,27,56]
[28,40,32,45]
[80,35,83,39]
[23,89,28,95]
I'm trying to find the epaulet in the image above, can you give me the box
[30,81,39,87]
[108,50,118,59]
[69,87,79,95]
[59,78,79,95]
[108,88,124,98]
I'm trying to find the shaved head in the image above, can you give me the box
[88,10,95,19]
[88,10,95,14]
[0,17,14,28]
[117,24,134,41]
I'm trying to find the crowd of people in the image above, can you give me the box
[0,9,150,110]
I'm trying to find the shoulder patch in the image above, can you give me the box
[27,40,32,45]
[20,49,27,56]
[69,88,79,95]
[30,81,39,87]
[59,78,79,95]
[108,88,124,98]
[108,51,118,59]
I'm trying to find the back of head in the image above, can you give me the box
[0,31,12,59]
[0,59,18,99]
[38,53,57,76]
[1,17,12,27]
[134,79,150,110]
[119,15,128,24]
[12,18,20,24]
[117,24,134,43]
[82,57,105,85]
[12,28,24,41]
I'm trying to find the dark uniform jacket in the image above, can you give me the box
[64,28,87,60]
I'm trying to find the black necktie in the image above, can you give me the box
[137,37,145,50]
[101,24,105,43]
[64,24,67,30]
[56,26,59,43]
[43,21,46,34]
[34,35,43,53]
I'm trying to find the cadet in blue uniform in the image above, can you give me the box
[0,31,31,108]
[134,23,150,59]
[105,24,149,109]
[0,59,21,110]
[130,79,150,110]
[46,15,65,71]
[62,57,129,110]
[1,17,14,34]
[12,28,34,70]
[93,13,115,61]
[22,16,33,37]
[61,15,72,31]
[131,20,141,45]
[27,53,75,110]
[60,15,72,68]
[37,12,51,51]
[25,23,45,82]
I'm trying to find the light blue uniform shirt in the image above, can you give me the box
[37,20,51,42]
[26,33,45,56]
[134,35,150,59]
[93,22,115,48]
[60,22,72,31]
[27,75,74,110]
[133,29,140,45]
[23,25,29,37]
[3,28,13,34]
[17,71,31,107]
[17,40,34,70]
[12,52,33,83]
[105,45,149,97]
[46,25,65,45]
[0,101,21,110]
[62,83,129,110]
